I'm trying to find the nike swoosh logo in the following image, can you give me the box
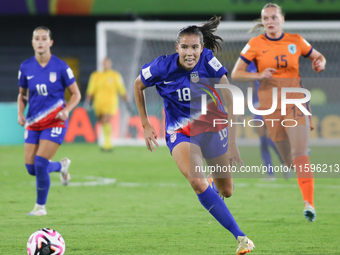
[262,50,270,53]
[51,134,59,137]
[164,81,174,84]
[223,142,228,147]
[27,75,34,80]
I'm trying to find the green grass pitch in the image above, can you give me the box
[1,144,340,254]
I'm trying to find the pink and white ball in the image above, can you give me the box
[27,228,65,255]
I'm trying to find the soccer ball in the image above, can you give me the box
[27,228,65,255]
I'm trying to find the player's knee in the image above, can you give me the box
[220,187,233,198]
[34,155,50,179]
[25,164,35,176]
[291,148,307,159]
[189,178,207,193]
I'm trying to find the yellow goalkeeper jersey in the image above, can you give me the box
[87,69,126,115]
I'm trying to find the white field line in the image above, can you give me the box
[30,174,340,189]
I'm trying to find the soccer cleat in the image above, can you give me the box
[27,204,47,216]
[60,157,71,186]
[207,173,224,200]
[236,236,255,255]
[303,201,316,222]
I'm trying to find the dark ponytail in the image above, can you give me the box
[176,16,223,53]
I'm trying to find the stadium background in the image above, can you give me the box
[1,1,340,254]
[0,0,339,145]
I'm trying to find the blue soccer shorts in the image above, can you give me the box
[25,127,67,145]
[166,127,228,159]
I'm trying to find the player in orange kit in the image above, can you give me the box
[231,3,326,222]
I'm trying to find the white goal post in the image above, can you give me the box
[96,20,340,146]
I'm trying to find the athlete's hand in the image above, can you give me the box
[260,68,277,79]
[312,59,325,73]
[143,124,159,152]
[18,113,26,126]
[55,109,69,121]
[226,141,244,171]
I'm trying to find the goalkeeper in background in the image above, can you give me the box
[84,57,130,151]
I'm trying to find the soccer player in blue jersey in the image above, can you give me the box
[17,27,81,216]
[134,17,255,255]
[248,62,284,180]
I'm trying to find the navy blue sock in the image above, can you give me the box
[35,155,51,205]
[260,136,274,175]
[48,161,61,173]
[267,137,284,165]
[197,186,245,239]
[25,164,35,176]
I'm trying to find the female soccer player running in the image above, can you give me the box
[17,27,81,216]
[231,3,326,222]
[134,17,254,255]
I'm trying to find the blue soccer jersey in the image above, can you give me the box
[18,55,76,130]
[141,48,229,136]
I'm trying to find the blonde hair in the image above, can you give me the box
[249,3,284,33]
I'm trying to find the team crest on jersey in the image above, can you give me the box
[288,44,297,54]
[190,71,199,83]
[49,72,57,83]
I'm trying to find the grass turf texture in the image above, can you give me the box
[1,144,340,254]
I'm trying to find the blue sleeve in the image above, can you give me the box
[140,55,167,87]
[60,62,76,88]
[18,63,27,89]
[247,62,256,73]
[203,49,228,78]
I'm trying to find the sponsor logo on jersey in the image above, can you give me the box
[208,57,222,72]
[67,68,74,79]
[288,44,297,54]
[142,66,152,80]
[164,81,174,84]
[190,71,199,83]
[50,72,57,83]
[170,133,177,143]
[303,39,310,47]
[241,44,251,55]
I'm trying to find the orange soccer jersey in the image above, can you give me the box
[240,33,313,110]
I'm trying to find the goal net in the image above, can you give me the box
[96,20,340,146]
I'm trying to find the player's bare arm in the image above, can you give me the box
[231,58,276,82]
[17,87,28,126]
[134,75,159,151]
[308,48,326,73]
[56,82,81,121]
